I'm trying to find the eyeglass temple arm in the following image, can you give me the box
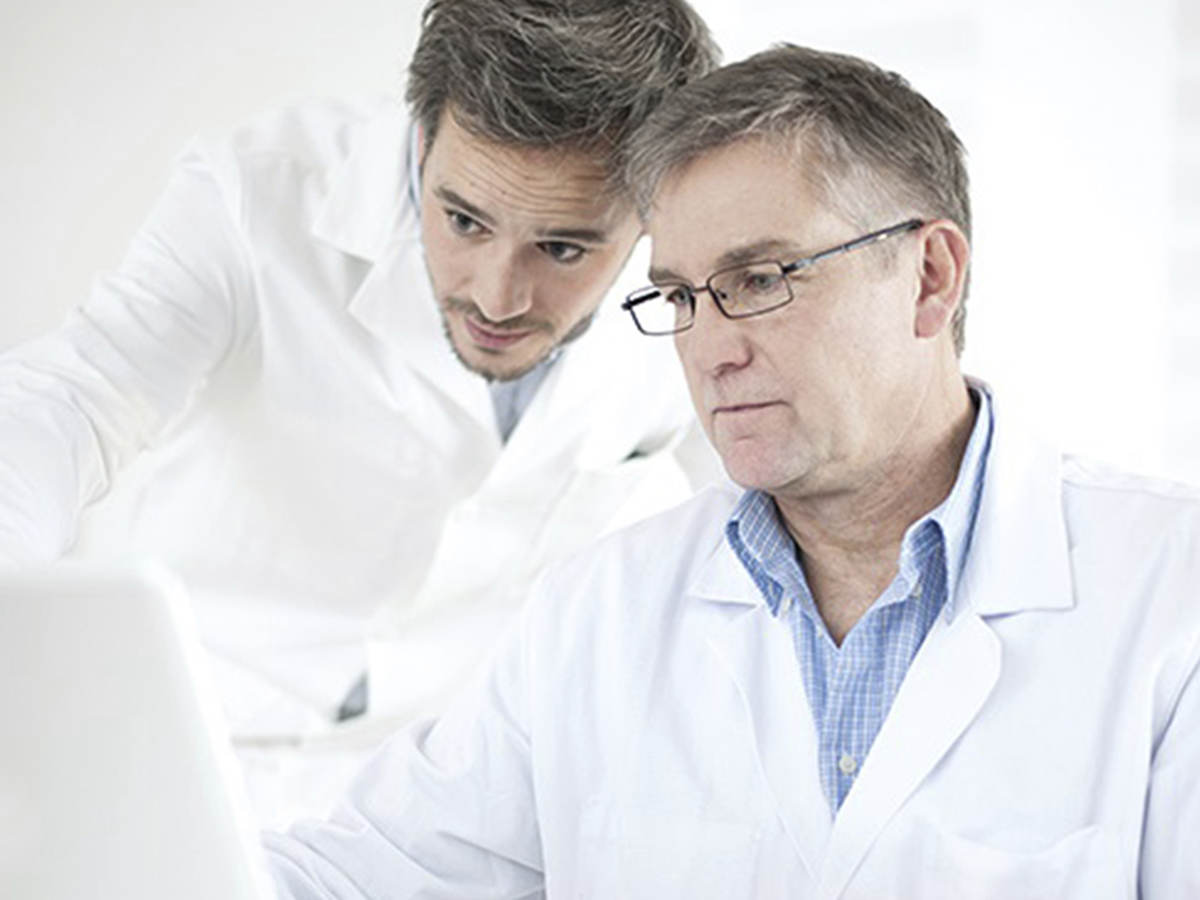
[785,219,925,274]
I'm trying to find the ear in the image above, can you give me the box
[912,220,970,341]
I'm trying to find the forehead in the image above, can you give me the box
[422,111,625,228]
[648,138,842,279]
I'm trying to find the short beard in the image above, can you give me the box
[438,298,597,383]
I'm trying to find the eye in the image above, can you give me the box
[538,241,586,264]
[446,209,486,236]
[662,285,693,309]
[740,269,785,295]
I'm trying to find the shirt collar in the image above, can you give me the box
[725,490,793,616]
[916,384,993,619]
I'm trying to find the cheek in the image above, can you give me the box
[537,256,616,318]
[674,340,709,419]
[420,220,468,295]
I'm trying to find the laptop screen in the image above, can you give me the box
[0,563,272,900]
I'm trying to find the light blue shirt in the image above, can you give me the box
[488,357,556,442]
[726,386,993,811]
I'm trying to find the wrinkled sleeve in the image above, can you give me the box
[0,142,253,563]
[264,610,544,900]
[1140,632,1200,898]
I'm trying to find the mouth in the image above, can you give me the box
[462,315,538,351]
[713,401,784,417]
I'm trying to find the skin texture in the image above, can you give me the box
[649,138,973,642]
[419,110,642,382]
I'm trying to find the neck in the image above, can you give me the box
[774,372,976,644]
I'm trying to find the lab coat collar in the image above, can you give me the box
[311,99,416,262]
[955,376,1075,619]
[686,511,762,607]
[350,232,498,438]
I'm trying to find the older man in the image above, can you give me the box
[0,0,718,824]
[266,44,1200,897]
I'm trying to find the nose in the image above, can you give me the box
[470,249,534,323]
[676,287,753,378]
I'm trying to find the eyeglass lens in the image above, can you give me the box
[633,261,791,334]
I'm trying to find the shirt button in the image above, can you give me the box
[838,753,858,776]
[778,594,792,615]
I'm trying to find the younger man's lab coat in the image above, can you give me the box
[268,391,1200,898]
[0,98,711,823]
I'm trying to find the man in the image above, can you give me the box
[0,0,719,824]
[266,45,1200,897]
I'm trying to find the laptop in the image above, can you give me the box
[0,562,274,899]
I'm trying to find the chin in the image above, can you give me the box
[720,456,784,492]
[454,339,551,383]
[718,444,813,495]
[441,317,549,382]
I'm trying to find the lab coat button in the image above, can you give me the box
[838,753,858,776]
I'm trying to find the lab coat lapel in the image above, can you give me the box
[481,299,645,485]
[692,544,833,881]
[345,236,498,440]
[815,611,1002,899]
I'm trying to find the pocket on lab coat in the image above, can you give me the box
[901,824,1127,900]
[575,798,764,899]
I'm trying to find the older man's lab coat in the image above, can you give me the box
[0,98,711,824]
[268,392,1200,898]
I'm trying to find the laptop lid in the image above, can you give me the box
[0,563,273,899]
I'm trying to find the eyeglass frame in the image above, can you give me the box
[621,218,926,336]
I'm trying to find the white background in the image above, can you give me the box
[2,0,1197,480]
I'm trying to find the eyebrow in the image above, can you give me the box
[535,226,610,244]
[433,186,496,228]
[649,238,799,284]
[433,185,611,244]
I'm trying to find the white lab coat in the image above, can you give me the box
[0,97,713,823]
[267,389,1200,898]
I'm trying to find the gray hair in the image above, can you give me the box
[406,0,720,196]
[625,44,972,353]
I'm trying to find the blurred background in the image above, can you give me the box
[2,0,1197,481]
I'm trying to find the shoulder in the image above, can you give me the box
[1060,454,1200,553]
[1057,455,1200,666]
[187,96,407,206]
[524,484,742,636]
[546,484,739,589]
[214,96,396,168]
[180,96,414,251]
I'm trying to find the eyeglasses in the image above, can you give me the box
[621,219,925,336]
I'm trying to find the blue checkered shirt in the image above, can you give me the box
[725,388,993,812]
